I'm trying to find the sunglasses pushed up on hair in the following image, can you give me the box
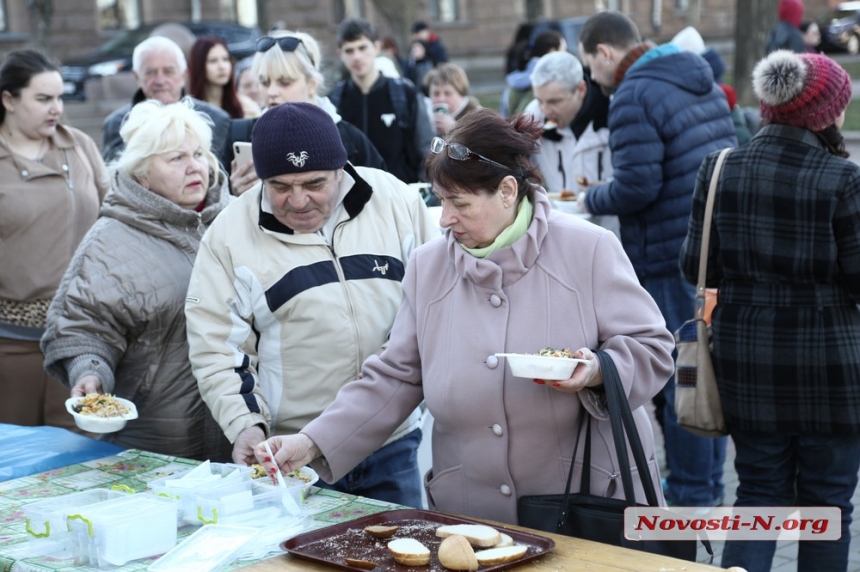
[430,137,516,175]
[255,36,315,66]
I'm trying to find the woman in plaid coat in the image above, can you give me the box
[680,51,860,572]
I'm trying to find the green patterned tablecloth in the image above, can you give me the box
[0,449,401,571]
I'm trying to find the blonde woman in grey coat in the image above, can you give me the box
[41,99,230,459]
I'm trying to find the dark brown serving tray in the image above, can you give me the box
[280,508,555,571]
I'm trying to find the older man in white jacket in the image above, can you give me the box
[185,102,438,508]
[525,51,618,236]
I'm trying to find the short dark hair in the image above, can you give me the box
[578,11,641,55]
[411,21,428,33]
[531,30,565,59]
[425,108,542,201]
[0,49,60,124]
[337,18,378,46]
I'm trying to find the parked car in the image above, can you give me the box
[820,1,860,54]
[60,21,261,101]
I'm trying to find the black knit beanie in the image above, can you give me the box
[251,102,347,179]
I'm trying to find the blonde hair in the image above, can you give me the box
[252,30,324,93]
[113,98,217,180]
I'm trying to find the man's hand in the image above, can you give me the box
[71,375,102,397]
[232,425,266,465]
[230,159,259,196]
[254,434,321,475]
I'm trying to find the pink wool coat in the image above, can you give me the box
[305,190,673,525]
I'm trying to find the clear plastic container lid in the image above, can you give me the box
[148,524,258,572]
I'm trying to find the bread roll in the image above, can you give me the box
[387,538,430,566]
[437,534,478,571]
[364,525,398,538]
[474,545,528,565]
[435,524,501,547]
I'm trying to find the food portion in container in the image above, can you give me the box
[71,393,130,417]
[65,394,138,433]
[536,347,576,358]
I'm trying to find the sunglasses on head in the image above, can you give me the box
[430,137,516,175]
[255,36,315,66]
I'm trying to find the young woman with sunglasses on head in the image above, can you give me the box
[256,108,674,526]
[229,30,384,195]
[188,36,261,120]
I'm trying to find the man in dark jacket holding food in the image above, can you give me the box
[578,10,736,508]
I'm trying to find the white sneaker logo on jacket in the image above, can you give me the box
[381,113,396,127]
[286,151,309,167]
[373,260,389,275]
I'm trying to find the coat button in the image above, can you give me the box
[489,294,501,307]
[486,355,498,369]
[21,170,28,176]
[492,424,503,436]
[500,484,511,496]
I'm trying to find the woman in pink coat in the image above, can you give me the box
[257,109,674,525]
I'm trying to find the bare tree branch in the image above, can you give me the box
[26,0,53,53]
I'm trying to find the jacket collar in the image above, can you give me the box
[570,74,609,139]
[258,163,373,234]
[447,188,551,290]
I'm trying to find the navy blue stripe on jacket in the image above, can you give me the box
[265,255,405,313]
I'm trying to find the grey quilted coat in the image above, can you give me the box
[41,168,231,457]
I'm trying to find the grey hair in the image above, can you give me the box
[132,36,187,74]
[530,51,584,91]
[113,97,217,181]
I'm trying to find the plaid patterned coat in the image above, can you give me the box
[680,125,860,434]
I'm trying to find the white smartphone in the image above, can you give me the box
[233,141,253,164]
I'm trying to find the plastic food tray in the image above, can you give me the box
[23,488,130,556]
[67,493,178,567]
[149,524,258,571]
[194,479,297,527]
[281,508,555,571]
[148,461,253,525]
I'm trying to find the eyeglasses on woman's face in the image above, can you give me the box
[255,36,315,67]
[430,137,516,175]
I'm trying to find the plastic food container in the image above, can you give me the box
[254,466,319,501]
[194,479,299,527]
[66,493,178,567]
[149,524,258,572]
[23,488,130,556]
[495,353,587,380]
[64,396,138,433]
[148,461,253,526]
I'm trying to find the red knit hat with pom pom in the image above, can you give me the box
[753,50,851,132]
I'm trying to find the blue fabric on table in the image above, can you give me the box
[0,423,125,481]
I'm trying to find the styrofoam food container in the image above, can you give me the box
[149,524,258,572]
[65,396,138,433]
[66,493,178,567]
[23,488,130,556]
[254,466,319,500]
[148,461,253,525]
[495,353,587,380]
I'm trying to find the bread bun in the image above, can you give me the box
[343,557,377,569]
[493,533,514,547]
[387,538,430,566]
[437,534,478,571]
[435,524,501,547]
[474,545,528,565]
[364,525,399,538]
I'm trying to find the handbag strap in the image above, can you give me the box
[694,148,731,320]
[558,351,660,517]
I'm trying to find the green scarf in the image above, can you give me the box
[461,198,534,258]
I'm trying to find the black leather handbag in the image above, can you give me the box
[517,350,710,563]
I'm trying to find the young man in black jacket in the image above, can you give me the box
[330,19,434,184]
